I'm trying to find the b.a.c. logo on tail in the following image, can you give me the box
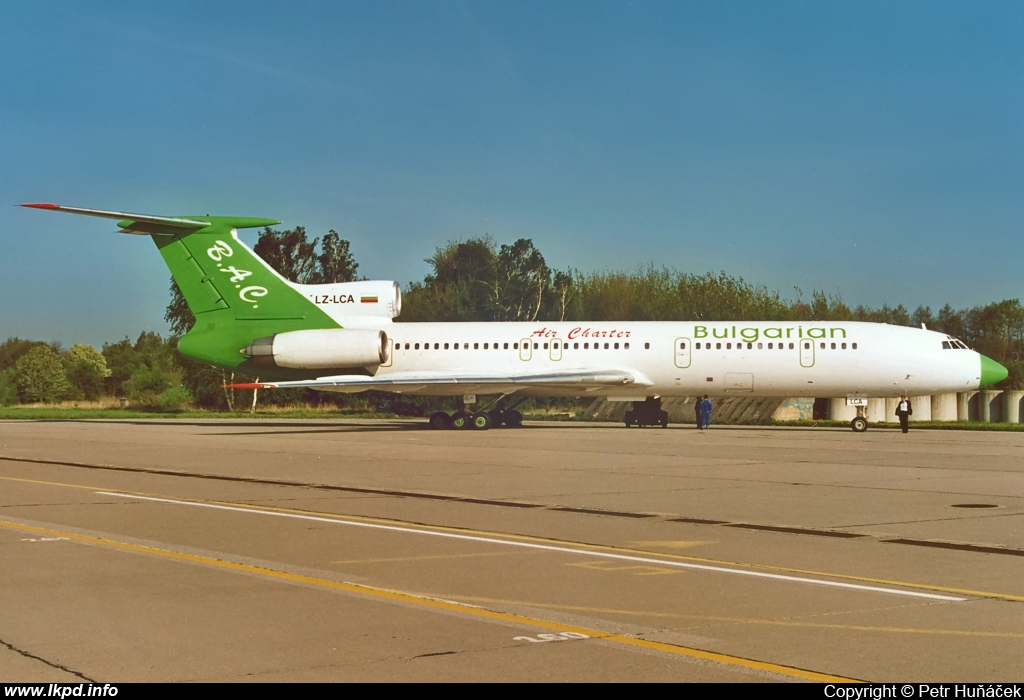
[205,238,268,309]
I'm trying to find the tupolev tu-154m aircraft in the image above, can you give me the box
[25,203,1008,432]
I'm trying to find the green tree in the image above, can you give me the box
[14,345,76,403]
[0,369,17,406]
[63,344,112,400]
[253,226,319,283]
[491,239,550,321]
[0,338,44,372]
[310,230,359,284]
[406,237,500,321]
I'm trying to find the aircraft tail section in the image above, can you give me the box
[21,204,340,370]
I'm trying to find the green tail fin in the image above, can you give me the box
[21,204,339,372]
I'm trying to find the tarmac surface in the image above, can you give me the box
[0,418,1021,682]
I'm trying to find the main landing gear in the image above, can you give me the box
[624,397,669,428]
[428,397,526,431]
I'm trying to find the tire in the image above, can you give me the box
[488,410,505,427]
[505,410,523,427]
[624,411,635,427]
[451,411,469,429]
[851,417,868,433]
[471,412,492,430]
[660,411,669,428]
[429,412,451,430]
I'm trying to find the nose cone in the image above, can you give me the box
[979,355,1009,387]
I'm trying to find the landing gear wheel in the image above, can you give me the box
[451,411,470,429]
[471,412,492,430]
[429,412,451,430]
[505,410,523,427]
[624,410,636,427]
[851,417,868,433]
[660,411,669,428]
[487,410,505,427]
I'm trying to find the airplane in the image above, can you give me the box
[23,203,1008,432]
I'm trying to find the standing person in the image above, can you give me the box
[895,395,913,433]
[700,395,713,430]
[694,397,703,430]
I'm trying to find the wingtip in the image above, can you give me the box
[223,383,271,390]
[20,203,61,209]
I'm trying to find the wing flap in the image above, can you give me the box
[227,369,650,393]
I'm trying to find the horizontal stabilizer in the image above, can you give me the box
[20,203,279,235]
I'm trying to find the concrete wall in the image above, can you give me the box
[586,390,1020,425]
[1004,390,1024,423]
[979,390,1002,423]
[909,395,932,421]
[931,393,957,421]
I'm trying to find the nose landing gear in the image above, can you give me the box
[850,404,868,432]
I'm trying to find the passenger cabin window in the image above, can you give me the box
[644,342,650,349]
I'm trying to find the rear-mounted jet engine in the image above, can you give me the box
[243,328,389,369]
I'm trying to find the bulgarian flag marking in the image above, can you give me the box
[360,296,378,304]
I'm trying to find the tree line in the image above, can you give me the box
[4,227,1022,409]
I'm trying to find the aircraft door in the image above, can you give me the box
[519,338,533,362]
[550,338,563,361]
[674,337,691,368]
[800,339,815,367]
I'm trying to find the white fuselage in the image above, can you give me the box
[342,319,982,399]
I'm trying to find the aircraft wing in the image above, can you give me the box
[226,368,651,394]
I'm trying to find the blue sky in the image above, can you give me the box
[2,1,1022,347]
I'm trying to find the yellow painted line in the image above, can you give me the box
[2,473,1022,603]
[0,518,854,682]
[450,596,1024,640]
[630,540,717,549]
[567,560,680,576]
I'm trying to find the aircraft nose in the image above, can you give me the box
[979,354,1009,387]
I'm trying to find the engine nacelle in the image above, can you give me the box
[243,329,389,369]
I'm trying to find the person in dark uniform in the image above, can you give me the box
[895,395,913,433]
[700,395,713,430]
[694,397,703,429]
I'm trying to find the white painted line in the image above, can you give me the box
[96,491,967,602]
